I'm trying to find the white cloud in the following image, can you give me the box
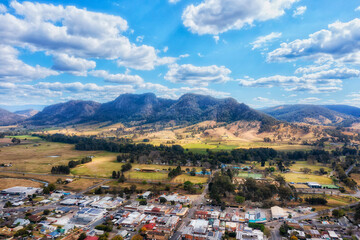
[52,53,96,76]
[0,1,171,71]
[251,32,282,50]
[0,44,58,82]
[163,46,169,53]
[165,64,231,86]
[169,0,181,4]
[295,64,331,74]
[298,97,320,103]
[0,80,231,106]
[179,54,190,58]
[239,65,359,93]
[89,70,144,85]
[253,97,283,106]
[182,0,298,35]
[0,4,7,13]
[213,35,219,44]
[268,18,360,64]
[355,6,360,11]
[292,6,306,17]
[136,36,144,42]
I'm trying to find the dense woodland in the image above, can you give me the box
[37,134,360,173]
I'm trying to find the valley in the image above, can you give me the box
[1,93,360,240]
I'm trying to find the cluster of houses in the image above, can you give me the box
[180,208,268,240]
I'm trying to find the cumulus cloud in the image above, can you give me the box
[89,70,144,85]
[169,0,181,4]
[298,97,320,103]
[182,0,298,35]
[253,97,283,106]
[355,6,360,11]
[0,44,58,82]
[0,1,171,71]
[251,32,282,50]
[239,65,359,93]
[179,54,190,58]
[0,80,230,106]
[268,18,360,64]
[52,53,96,76]
[165,64,231,86]
[292,6,306,17]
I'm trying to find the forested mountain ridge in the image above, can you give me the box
[28,100,101,126]
[0,108,26,126]
[26,93,278,130]
[261,104,358,126]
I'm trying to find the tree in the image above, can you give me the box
[332,209,345,219]
[235,196,245,204]
[78,233,87,240]
[111,236,124,240]
[274,175,286,185]
[290,236,298,240]
[112,171,117,179]
[118,173,126,183]
[130,184,137,193]
[300,168,311,174]
[139,199,147,205]
[43,209,50,215]
[131,234,143,240]
[159,197,167,204]
[4,201,12,208]
[121,163,132,172]
[279,223,289,236]
[11,137,21,145]
[201,168,207,175]
[184,181,195,193]
[48,183,56,191]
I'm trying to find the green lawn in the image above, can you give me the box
[237,173,263,179]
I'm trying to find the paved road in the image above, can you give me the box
[345,162,357,175]
[169,171,216,240]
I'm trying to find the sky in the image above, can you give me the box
[1,0,360,111]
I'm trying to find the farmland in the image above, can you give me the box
[0,140,100,173]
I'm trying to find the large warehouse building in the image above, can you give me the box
[1,187,42,196]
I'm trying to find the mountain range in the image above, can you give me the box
[26,93,276,128]
[262,104,360,126]
[1,93,360,128]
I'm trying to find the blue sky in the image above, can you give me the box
[1,0,360,111]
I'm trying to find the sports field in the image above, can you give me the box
[237,173,263,179]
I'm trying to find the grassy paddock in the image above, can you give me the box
[280,173,333,184]
[170,175,208,184]
[299,194,358,210]
[125,171,168,180]
[289,161,331,173]
[7,135,41,140]
[0,140,100,173]
[0,178,43,190]
[71,154,203,178]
